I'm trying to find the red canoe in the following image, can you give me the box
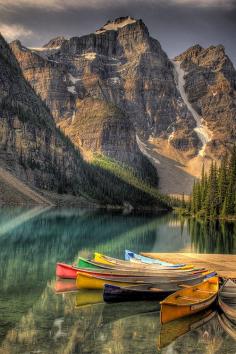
[56,262,79,279]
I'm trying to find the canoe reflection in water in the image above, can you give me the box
[158,310,216,349]
[51,280,236,353]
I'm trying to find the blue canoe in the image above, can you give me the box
[125,250,186,268]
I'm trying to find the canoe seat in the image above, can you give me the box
[173,296,203,304]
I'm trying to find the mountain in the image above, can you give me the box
[10,16,236,196]
[0,33,167,208]
[174,44,236,158]
[10,18,196,168]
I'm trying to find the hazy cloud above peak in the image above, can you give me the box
[0,0,234,9]
[0,0,235,64]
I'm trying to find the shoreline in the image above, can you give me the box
[174,207,236,221]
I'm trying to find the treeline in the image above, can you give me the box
[188,146,236,219]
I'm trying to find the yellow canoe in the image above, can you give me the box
[93,252,194,271]
[160,276,219,324]
[76,272,144,290]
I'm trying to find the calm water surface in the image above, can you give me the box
[0,207,236,353]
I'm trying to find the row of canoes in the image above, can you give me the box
[55,250,236,327]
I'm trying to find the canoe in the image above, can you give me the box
[129,258,193,270]
[77,257,105,269]
[125,250,185,268]
[57,261,205,281]
[56,262,79,279]
[218,279,236,323]
[218,313,236,340]
[76,272,139,289]
[75,290,104,307]
[158,310,216,349]
[103,273,216,303]
[160,275,219,324]
[57,262,205,281]
[54,279,77,293]
[93,252,194,271]
[103,284,179,303]
[76,270,216,290]
[76,257,170,271]
[76,257,116,270]
[76,256,170,271]
[76,257,197,274]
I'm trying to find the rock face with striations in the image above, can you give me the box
[1,33,163,206]
[0,34,95,196]
[11,16,198,169]
[175,44,236,158]
[10,17,236,194]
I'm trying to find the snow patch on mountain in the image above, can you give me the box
[68,73,81,84]
[67,86,76,94]
[172,60,212,157]
[136,135,160,165]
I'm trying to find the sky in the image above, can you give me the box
[0,0,235,65]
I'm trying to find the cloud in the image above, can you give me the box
[168,0,235,8]
[0,0,108,11]
[0,0,235,11]
[0,24,33,42]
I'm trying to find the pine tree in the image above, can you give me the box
[189,145,236,219]
[181,193,186,209]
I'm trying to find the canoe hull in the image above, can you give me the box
[125,249,185,268]
[103,284,173,303]
[76,273,138,290]
[76,270,214,290]
[56,263,78,279]
[160,295,217,324]
[219,279,236,323]
[76,257,114,270]
[160,276,219,324]
[94,252,193,270]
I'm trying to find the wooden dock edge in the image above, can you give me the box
[141,253,236,278]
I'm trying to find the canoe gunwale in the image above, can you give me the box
[161,293,217,307]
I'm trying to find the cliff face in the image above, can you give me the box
[175,44,236,158]
[11,17,197,174]
[0,34,79,194]
[1,34,165,207]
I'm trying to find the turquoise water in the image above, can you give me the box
[0,207,236,353]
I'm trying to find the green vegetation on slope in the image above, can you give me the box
[92,154,171,208]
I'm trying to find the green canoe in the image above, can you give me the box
[76,257,112,270]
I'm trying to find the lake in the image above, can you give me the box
[0,207,236,353]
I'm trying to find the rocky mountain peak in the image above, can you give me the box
[95,16,138,33]
[10,39,29,53]
[175,44,203,62]
[175,43,235,77]
[0,35,20,72]
[43,36,66,48]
